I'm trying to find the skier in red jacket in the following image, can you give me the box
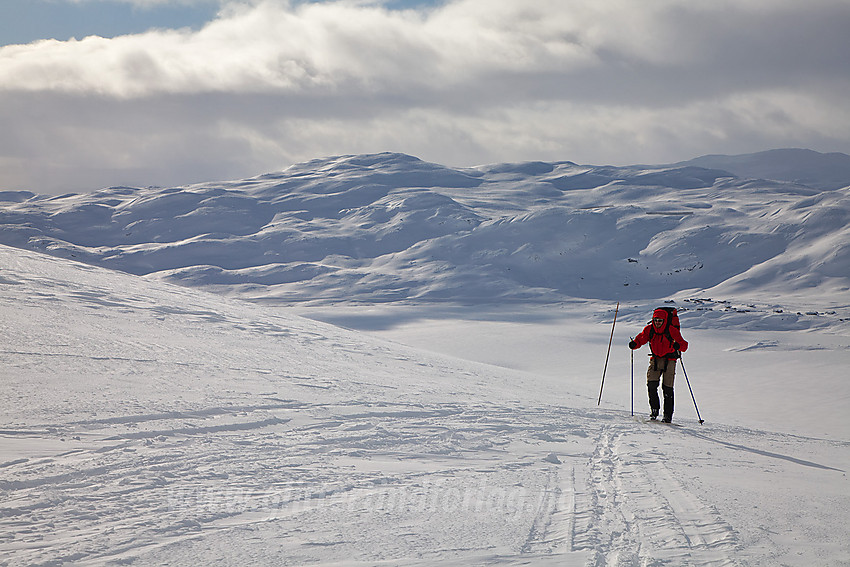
[629,308,688,422]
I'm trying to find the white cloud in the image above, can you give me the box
[1,0,849,193]
[0,1,598,97]
[63,0,223,6]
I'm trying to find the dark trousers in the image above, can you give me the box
[647,355,676,419]
[648,380,674,419]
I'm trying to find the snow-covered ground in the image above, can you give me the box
[1,149,849,566]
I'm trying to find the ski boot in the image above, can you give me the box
[662,386,674,424]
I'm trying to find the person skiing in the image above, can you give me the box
[629,308,688,422]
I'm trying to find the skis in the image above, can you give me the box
[644,418,682,427]
[634,416,683,427]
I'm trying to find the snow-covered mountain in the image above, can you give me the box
[2,149,849,314]
[675,148,850,191]
[1,149,849,566]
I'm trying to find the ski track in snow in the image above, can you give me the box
[2,394,844,566]
[570,423,741,567]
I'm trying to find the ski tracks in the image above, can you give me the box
[0,401,585,565]
[1,402,744,566]
[572,423,740,567]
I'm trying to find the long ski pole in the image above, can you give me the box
[597,301,619,406]
[630,337,634,417]
[679,355,704,424]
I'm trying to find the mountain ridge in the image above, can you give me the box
[673,148,850,190]
[1,149,848,307]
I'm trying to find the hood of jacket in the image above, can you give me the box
[652,308,669,328]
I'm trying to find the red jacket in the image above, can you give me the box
[633,308,688,359]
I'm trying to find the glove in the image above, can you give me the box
[673,342,680,351]
[629,340,637,349]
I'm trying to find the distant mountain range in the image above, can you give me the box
[673,148,850,191]
[1,149,848,305]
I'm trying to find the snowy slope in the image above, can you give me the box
[1,244,848,567]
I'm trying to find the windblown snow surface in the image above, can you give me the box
[1,149,849,566]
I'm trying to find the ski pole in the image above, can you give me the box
[679,355,704,424]
[630,337,634,417]
[597,301,619,406]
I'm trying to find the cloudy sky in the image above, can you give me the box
[2,0,849,194]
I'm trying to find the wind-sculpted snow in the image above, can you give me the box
[1,244,848,566]
[1,150,849,307]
